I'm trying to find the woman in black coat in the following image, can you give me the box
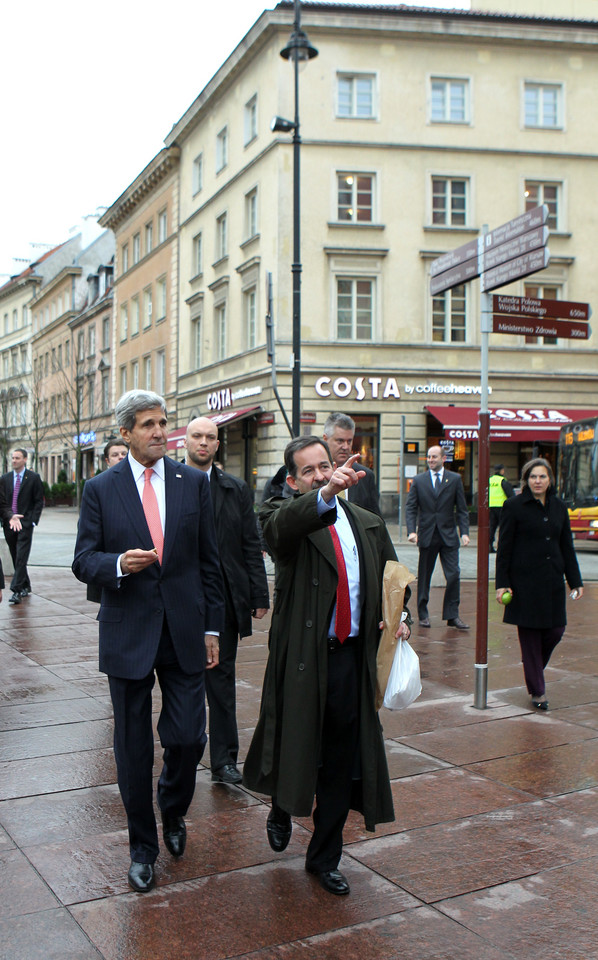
[495,457,583,711]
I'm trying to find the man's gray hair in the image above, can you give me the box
[115,390,167,431]
[323,412,355,436]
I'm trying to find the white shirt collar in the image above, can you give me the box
[127,452,165,481]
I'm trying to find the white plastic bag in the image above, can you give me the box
[382,638,422,710]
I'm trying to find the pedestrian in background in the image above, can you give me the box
[488,463,514,553]
[495,457,583,711]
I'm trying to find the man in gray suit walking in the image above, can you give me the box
[405,445,470,630]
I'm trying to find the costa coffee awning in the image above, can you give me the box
[426,406,598,442]
[167,405,262,451]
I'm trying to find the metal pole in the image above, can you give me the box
[291,1,302,437]
[474,226,491,709]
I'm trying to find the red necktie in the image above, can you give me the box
[329,525,351,642]
[142,468,164,564]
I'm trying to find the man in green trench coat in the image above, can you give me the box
[243,436,411,896]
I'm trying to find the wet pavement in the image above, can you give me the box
[1,509,598,959]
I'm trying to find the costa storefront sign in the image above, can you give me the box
[315,376,401,400]
[426,405,598,442]
[206,388,232,411]
[314,377,487,401]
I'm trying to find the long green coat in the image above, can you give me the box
[243,491,396,831]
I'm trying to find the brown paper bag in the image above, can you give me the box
[375,560,416,710]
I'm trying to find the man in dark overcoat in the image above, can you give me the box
[243,436,411,897]
[322,412,382,516]
[184,416,269,784]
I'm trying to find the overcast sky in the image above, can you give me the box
[0,0,468,281]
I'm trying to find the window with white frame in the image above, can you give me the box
[336,277,374,340]
[88,377,95,418]
[524,181,560,231]
[132,233,141,264]
[77,331,85,361]
[156,349,166,395]
[244,287,257,350]
[337,73,375,119]
[524,283,559,345]
[215,302,227,360]
[101,374,109,413]
[144,355,152,391]
[432,284,467,342]
[244,188,258,239]
[88,324,96,356]
[121,243,129,274]
[12,309,18,331]
[432,177,468,226]
[131,359,139,389]
[103,315,110,350]
[156,277,167,321]
[131,296,140,336]
[192,232,203,276]
[430,78,469,123]
[120,303,128,340]
[524,82,562,129]
[244,94,258,145]
[145,221,153,255]
[191,314,202,370]
[337,173,373,222]
[216,126,228,172]
[192,153,203,195]
[158,209,167,244]
[143,287,152,328]
[216,213,228,260]
[120,365,127,395]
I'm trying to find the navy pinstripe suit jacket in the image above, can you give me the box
[73,456,224,680]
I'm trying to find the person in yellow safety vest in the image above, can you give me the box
[489,464,514,553]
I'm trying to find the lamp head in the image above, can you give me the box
[280,29,318,62]
[271,116,296,133]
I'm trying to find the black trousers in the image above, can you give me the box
[517,626,565,698]
[108,625,207,863]
[489,507,502,547]
[305,640,360,873]
[205,602,239,770]
[417,529,461,621]
[4,522,34,593]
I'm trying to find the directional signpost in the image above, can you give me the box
[428,204,591,711]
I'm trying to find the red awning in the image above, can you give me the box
[426,405,598,442]
[167,405,262,450]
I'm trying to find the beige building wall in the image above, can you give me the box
[100,148,180,420]
[159,5,598,506]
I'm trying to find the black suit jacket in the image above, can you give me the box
[73,456,224,679]
[0,468,44,527]
[405,469,469,548]
[348,463,381,516]
[210,467,269,636]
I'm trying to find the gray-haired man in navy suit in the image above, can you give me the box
[73,390,224,892]
[405,445,470,630]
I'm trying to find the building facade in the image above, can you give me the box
[151,2,597,512]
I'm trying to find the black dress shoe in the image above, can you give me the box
[447,617,469,630]
[211,763,242,784]
[128,860,155,892]
[266,806,292,852]
[19,588,31,597]
[8,592,20,604]
[418,617,430,628]
[306,866,350,896]
[532,698,549,711]
[162,813,186,857]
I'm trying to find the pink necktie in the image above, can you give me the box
[142,468,163,564]
[12,474,21,514]
[329,526,351,642]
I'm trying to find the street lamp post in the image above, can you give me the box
[272,0,317,437]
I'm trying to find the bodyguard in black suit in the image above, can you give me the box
[184,417,269,784]
[322,412,382,516]
[73,391,224,892]
[405,445,470,629]
[0,448,44,603]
